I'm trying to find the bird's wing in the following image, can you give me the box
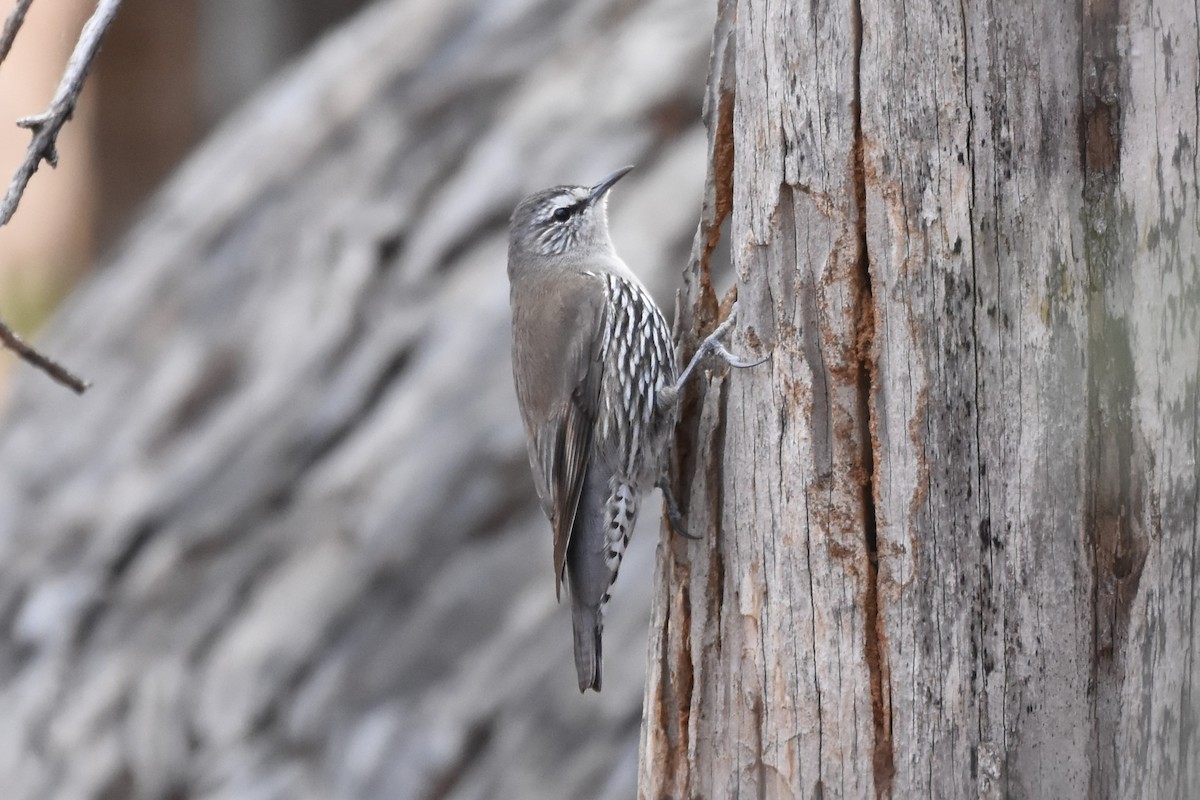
[511,271,607,600]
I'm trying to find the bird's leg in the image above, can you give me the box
[657,475,699,540]
[664,303,768,402]
[652,303,766,543]
[671,312,737,391]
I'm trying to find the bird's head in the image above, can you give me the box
[507,166,633,270]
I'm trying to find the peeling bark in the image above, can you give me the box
[640,0,1200,797]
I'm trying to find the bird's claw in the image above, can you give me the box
[697,302,765,370]
[712,340,770,370]
[658,477,700,540]
[667,300,768,398]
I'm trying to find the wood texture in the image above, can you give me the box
[0,1,717,797]
[641,0,1199,797]
[640,0,878,796]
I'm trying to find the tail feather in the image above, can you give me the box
[571,603,603,692]
[564,465,625,693]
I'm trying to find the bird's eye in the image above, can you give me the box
[552,206,572,222]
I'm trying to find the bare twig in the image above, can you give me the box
[0,0,118,393]
[0,0,122,227]
[0,320,89,393]
[0,0,34,70]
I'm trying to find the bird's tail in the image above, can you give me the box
[566,465,619,693]
[571,601,603,692]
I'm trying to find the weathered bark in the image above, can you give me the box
[0,1,717,798]
[641,0,1199,798]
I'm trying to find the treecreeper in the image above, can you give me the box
[507,166,761,692]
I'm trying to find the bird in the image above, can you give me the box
[507,166,758,692]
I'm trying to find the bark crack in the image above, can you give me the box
[1080,2,1148,796]
[851,0,893,796]
[802,489,824,780]
[1182,388,1200,795]
[957,0,991,766]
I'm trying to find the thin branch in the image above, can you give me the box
[0,0,118,393]
[0,0,34,70]
[0,0,122,227]
[0,319,89,393]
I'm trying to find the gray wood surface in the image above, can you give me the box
[0,1,717,797]
[640,0,1200,797]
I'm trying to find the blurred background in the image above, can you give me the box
[0,0,716,797]
[0,0,371,391]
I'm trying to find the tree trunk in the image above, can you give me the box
[0,1,716,798]
[640,0,1199,798]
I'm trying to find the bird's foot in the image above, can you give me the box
[657,477,700,540]
[667,302,769,397]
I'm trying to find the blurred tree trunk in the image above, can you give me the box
[0,1,717,798]
[640,0,1200,798]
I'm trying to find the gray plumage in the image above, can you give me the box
[507,167,678,692]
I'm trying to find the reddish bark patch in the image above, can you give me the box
[852,0,893,791]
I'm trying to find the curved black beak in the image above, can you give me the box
[587,165,634,203]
